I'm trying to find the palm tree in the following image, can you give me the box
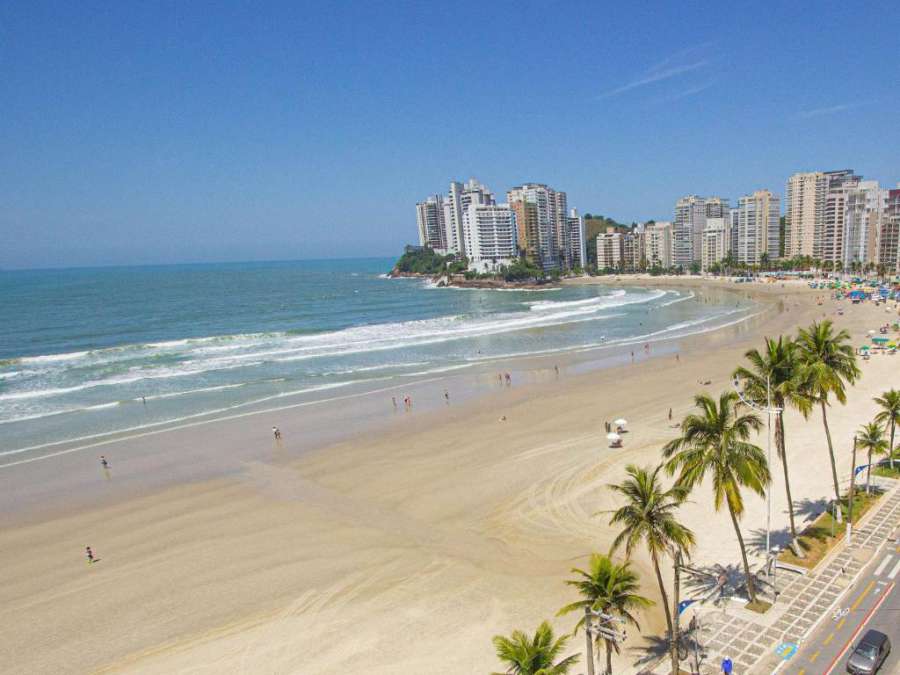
[492,621,579,675]
[558,554,652,674]
[856,422,888,494]
[874,389,900,469]
[733,336,807,556]
[795,321,861,518]
[607,464,694,674]
[663,392,770,604]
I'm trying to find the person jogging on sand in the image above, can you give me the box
[86,546,95,564]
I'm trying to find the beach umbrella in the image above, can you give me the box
[873,337,889,344]
[606,432,621,441]
[860,345,870,350]
[614,418,627,426]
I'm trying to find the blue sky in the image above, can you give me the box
[1,1,898,269]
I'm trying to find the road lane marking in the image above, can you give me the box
[836,617,846,630]
[810,649,820,661]
[888,558,900,580]
[823,581,895,675]
[823,632,835,645]
[874,554,893,576]
[850,580,875,610]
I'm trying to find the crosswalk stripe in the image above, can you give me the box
[874,555,893,576]
[888,558,900,580]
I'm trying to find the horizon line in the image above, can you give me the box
[0,254,408,274]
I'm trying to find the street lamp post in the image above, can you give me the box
[732,374,782,576]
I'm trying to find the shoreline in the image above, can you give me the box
[1,282,771,524]
[5,278,893,674]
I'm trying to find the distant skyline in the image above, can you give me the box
[1,1,899,269]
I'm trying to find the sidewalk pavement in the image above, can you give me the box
[687,479,900,674]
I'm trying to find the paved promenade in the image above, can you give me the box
[687,479,900,674]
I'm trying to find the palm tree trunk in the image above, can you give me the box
[820,400,843,522]
[866,448,872,494]
[891,420,896,470]
[651,551,677,675]
[605,639,612,675]
[726,501,757,604]
[777,414,803,557]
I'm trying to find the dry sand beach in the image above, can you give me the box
[2,278,898,674]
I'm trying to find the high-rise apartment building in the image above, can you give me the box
[507,183,568,271]
[415,195,448,252]
[673,196,729,267]
[566,208,587,270]
[701,217,730,271]
[734,190,780,265]
[785,170,858,259]
[877,188,900,273]
[461,203,517,273]
[446,178,496,256]
[842,181,886,271]
[643,221,672,269]
[415,178,496,257]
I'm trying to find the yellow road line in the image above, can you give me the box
[823,633,835,646]
[837,617,846,629]
[810,649,821,661]
[850,580,876,611]
[798,670,806,675]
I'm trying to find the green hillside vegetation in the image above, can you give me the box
[393,247,466,275]
[583,213,628,267]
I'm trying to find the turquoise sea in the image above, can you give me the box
[0,259,754,462]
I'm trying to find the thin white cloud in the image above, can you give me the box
[600,44,715,99]
[797,101,875,118]
[652,81,716,104]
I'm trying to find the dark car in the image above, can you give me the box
[846,629,891,674]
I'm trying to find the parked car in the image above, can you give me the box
[846,629,891,674]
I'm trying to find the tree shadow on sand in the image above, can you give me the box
[746,526,793,555]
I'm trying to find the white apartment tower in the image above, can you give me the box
[643,221,673,269]
[701,217,730,271]
[734,190,780,265]
[674,196,729,267]
[461,203,517,273]
[446,178,496,256]
[566,208,587,270]
[842,181,886,271]
[415,195,448,253]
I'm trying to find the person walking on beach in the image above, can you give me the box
[668,408,672,421]
[141,396,146,405]
[504,372,511,386]
[444,389,450,404]
[272,426,282,441]
[498,373,503,385]
[392,396,398,411]
[86,546,95,564]
[99,455,109,470]
[554,364,559,377]
[630,350,634,363]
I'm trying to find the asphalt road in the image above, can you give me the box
[789,540,900,675]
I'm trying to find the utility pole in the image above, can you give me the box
[847,436,857,547]
[848,436,857,543]
[673,550,682,674]
[584,605,595,675]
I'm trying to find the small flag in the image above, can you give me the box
[854,464,869,476]
[678,599,696,615]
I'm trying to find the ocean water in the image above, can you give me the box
[0,259,754,460]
